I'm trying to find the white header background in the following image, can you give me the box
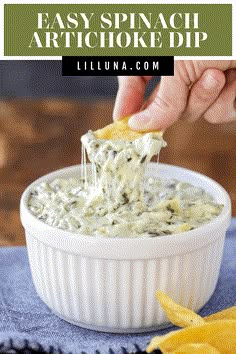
[0,0,235,60]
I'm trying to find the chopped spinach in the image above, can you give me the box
[122,193,129,204]
[140,155,147,163]
[148,232,161,237]
[167,205,175,213]
[162,230,172,235]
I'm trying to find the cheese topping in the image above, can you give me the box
[28,131,223,238]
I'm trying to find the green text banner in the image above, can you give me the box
[4,4,232,56]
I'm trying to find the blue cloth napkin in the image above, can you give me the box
[0,219,235,354]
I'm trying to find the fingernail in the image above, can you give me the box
[112,106,120,120]
[128,113,152,130]
[202,73,220,90]
[113,98,123,120]
[229,110,236,121]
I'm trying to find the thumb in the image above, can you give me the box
[128,63,189,131]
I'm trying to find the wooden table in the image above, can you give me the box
[0,98,235,246]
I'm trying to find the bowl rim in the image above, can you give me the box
[20,163,231,247]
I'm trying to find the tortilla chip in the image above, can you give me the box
[94,116,162,141]
[156,290,205,328]
[147,320,236,353]
[205,306,236,322]
[170,343,220,353]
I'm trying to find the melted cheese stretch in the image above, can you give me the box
[81,131,166,211]
[28,132,223,238]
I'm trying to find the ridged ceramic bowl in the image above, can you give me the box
[20,163,231,333]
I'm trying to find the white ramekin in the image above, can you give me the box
[20,163,231,333]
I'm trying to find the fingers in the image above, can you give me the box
[128,62,189,131]
[141,82,160,110]
[182,69,226,122]
[203,69,236,123]
[113,61,236,131]
[113,76,152,120]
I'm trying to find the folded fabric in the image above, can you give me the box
[0,219,235,354]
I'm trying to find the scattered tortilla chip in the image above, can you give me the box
[147,320,236,353]
[156,290,205,328]
[94,116,162,141]
[205,306,236,322]
[146,331,178,353]
[170,343,220,353]
[148,291,236,353]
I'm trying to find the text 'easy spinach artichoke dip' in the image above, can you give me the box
[28,131,223,238]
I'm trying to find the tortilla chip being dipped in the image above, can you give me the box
[94,116,162,141]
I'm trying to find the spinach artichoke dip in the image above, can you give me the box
[28,131,223,238]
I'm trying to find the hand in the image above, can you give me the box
[113,60,236,130]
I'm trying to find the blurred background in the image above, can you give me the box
[0,60,235,246]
